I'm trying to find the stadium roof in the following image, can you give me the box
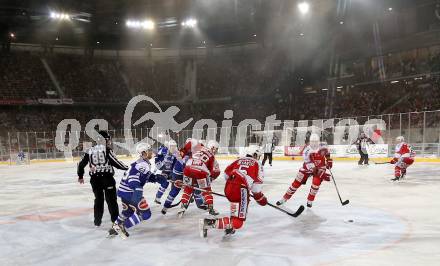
[0,0,438,49]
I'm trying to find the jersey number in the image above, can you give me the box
[238,165,249,174]
[193,152,210,164]
[91,151,106,165]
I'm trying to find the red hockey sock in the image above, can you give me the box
[395,166,402,178]
[202,187,213,205]
[181,186,193,204]
[307,177,322,202]
[284,180,301,200]
[216,217,230,229]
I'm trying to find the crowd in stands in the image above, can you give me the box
[1,48,440,137]
[342,45,440,82]
[46,54,130,102]
[0,52,54,100]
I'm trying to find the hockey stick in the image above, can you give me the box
[370,159,391,165]
[169,200,181,208]
[265,202,305,218]
[169,180,305,218]
[328,169,349,206]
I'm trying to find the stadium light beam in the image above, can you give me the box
[298,2,310,14]
[50,11,71,20]
[182,18,197,28]
[126,19,155,30]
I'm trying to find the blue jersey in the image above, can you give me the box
[171,155,187,180]
[155,145,168,168]
[118,158,156,203]
[155,146,178,176]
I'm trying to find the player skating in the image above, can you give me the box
[77,130,128,229]
[199,146,268,237]
[276,134,333,208]
[110,143,167,239]
[177,139,221,217]
[390,136,415,181]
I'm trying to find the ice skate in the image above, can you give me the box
[112,222,129,239]
[107,227,118,238]
[177,202,189,218]
[199,218,216,238]
[208,205,219,216]
[276,198,287,206]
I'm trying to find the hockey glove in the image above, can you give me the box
[131,188,143,205]
[253,192,268,206]
[390,158,398,164]
[326,159,333,169]
[154,174,167,184]
[174,180,184,188]
[322,172,331,182]
[210,169,221,180]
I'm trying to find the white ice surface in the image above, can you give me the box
[0,160,439,266]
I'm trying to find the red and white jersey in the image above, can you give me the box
[394,142,415,159]
[309,148,329,168]
[181,139,200,158]
[224,157,264,194]
[186,145,219,177]
[301,145,317,171]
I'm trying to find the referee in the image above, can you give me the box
[352,132,374,165]
[77,130,128,227]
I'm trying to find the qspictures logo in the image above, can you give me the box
[54,95,386,160]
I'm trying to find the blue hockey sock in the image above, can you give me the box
[164,185,181,208]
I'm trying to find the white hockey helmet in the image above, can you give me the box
[185,138,198,147]
[207,140,219,153]
[167,140,178,153]
[396,136,405,143]
[309,133,320,149]
[136,143,152,156]
[246,145,262,159]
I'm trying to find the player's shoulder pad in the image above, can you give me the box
[134,158,151,174]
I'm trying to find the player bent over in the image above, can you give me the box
[178,140,221,217]
[161,148,207,214]
[277,137,333,208]
[200,146,267,237]
[154,140,178,204]
[110,143,166,238]
[390,136,415,181]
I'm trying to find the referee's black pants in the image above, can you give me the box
[358,150,369,165]
[90,175,119,226]
[262,152,273,166]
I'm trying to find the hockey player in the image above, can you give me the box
[390,136,415,181]
[177,140,221,217]
[276,134,333,208]
[154,140,178,204]
[77,130,128,227]
[161,153,207,214]
[111,143,166,238]
[180,138,199,158]
[199,146,267,237]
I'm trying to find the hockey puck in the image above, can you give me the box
[348,219,354,223]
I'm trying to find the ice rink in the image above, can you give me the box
[1,159,439,266]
